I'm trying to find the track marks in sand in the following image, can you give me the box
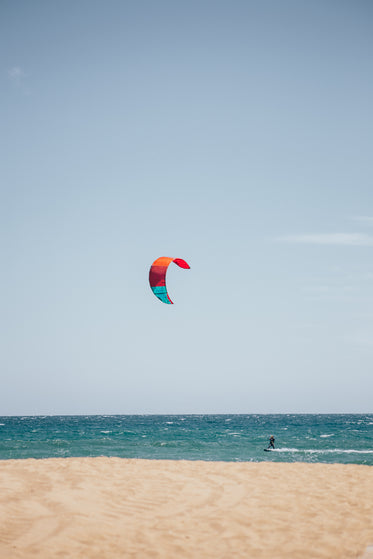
[0,460,74,557]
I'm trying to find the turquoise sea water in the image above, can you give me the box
[0,415,372,464]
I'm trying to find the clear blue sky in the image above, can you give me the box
[1,0,373,414]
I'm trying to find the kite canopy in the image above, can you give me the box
[149,256,190,304]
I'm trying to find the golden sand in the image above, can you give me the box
[0,458,372,558]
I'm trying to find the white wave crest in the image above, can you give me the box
[272,448,373,454]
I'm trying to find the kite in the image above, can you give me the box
[149,256,190,304]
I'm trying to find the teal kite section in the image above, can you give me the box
[151,286,171,304]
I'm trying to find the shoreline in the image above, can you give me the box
[1,458,373,558]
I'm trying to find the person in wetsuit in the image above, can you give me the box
[268,435,275,449]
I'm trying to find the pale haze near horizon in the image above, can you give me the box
[1,0,372,415]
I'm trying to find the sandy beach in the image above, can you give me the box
[0,458,372,558]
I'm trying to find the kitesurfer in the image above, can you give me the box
[268,435,275,449]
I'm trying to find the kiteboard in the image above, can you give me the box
[264,448,274,452]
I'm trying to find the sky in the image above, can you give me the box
[1,0,373,415]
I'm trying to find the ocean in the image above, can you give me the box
[0,414,372,464]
